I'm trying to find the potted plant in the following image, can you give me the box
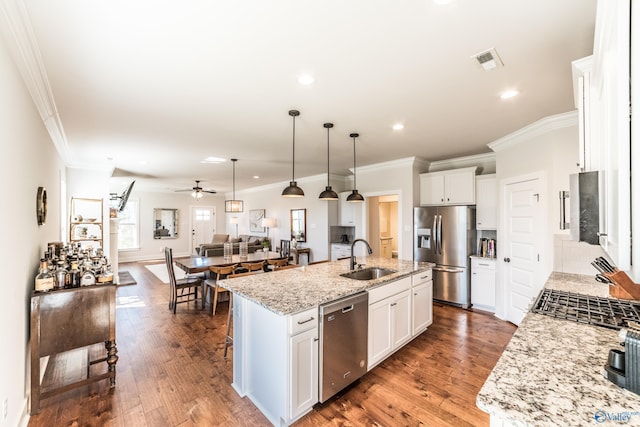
[262,238,270,252]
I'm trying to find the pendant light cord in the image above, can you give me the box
[352,135,357,189]
[291,114,296,182]
[326,127,330,185]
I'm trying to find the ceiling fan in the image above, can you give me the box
[175,180,216,199]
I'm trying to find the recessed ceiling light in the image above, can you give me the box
[500,89,519,100]
[139,160,147,165]
[392,123,404,131]
[253,175,260,179]
[297,74,315,85]
[200,156,226,164]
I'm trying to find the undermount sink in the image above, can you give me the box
[340,267,397,281]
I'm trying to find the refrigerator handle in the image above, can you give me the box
[432,215,438,255]
[437,215,443,255]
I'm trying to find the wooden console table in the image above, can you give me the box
[291,247,311,265]
[30,284,117,414]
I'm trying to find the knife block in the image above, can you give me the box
[606,271,640,300]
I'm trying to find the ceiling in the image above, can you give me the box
[16,0,597,195]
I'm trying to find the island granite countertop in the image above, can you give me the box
[219,256,433,315]
[477,273,640,426]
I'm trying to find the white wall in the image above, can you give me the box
[492,116,605,318]
[231,174,339,262]
[117,189,226,262]
[354,158,424,260]
[0,36,64,427]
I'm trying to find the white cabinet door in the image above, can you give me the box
[471,258,496,312]
[591,0,631,270]
[419,174,445,205]
[289,327,318,420]
[339,191,355,225]
[390,290,412,349]
[368,298,392,369]
[476,175,497,230]
[412,281,433,335]
[419,167,477,206]
[444,168,476,205]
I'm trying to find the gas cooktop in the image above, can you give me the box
[531,289,640,330]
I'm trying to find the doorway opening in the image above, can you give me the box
[367,194,399,259]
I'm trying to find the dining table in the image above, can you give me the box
[174,251,281,275]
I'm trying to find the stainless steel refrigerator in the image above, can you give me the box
[414,206,476,308]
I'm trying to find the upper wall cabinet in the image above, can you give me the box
[419,167,477,206]
[587,0,632,271]
[475,174,497,230]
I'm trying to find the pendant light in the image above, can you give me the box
[346,132,365,202]
[225,158,244,212]
[282,110,304,197]
[319,122,339,200]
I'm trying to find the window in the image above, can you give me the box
[118,198,139,250]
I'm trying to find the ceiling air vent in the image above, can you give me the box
[472,47,503,71]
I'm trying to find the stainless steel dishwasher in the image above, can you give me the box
[319,291,368,402]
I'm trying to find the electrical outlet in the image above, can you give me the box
[3,397,7,420]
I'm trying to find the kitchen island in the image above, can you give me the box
[219,256,433,427]
[477,273,640,426]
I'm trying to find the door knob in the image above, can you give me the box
[503,257,511,263]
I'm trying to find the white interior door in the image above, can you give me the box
[504,178,543,325]
[191,206,216,254]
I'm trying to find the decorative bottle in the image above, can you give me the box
[54,261,68,289]
[80,265,96,286]
[69,261,81,288]
[35,259,54,292]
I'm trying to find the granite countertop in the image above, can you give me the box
[477,273,640,426]
[219,256,433,316]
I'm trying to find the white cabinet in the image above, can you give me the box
[339,191,360,226]
[380,238,393,258]
[411,270,433,335]
[330,243,351,261]
[367,277,412,370]
[419,167,477,206]
[475,174,497,230]
[233,297,318,426]
[289,328,318,420]
[288,307,318,420]
[471,257,496,312]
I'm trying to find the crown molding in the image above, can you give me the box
[488,110,579,152]
[355,156,423,174]
[428,152,495,172]
[0,0,71,161]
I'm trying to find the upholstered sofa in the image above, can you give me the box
[196,234,270,257]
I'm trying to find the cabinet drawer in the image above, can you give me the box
[368,277,411,305]
[412,269,432,286]
[471,258,496,270]
[289,307,318,335]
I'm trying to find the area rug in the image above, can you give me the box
[145,263,186,284]
[118,271,137,286]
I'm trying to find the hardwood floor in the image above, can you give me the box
[28,261,516,427]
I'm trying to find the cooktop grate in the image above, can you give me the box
[531,289,640,330]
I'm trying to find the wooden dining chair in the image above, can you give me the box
[239,260,266,274]
[280,239,291,260]
[267,257,290,271]
[165,247,203,314]
[204,264,238,316]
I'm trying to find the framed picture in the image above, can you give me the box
[249,209,265,232]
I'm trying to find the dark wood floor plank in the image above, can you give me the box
[28,262,516,427]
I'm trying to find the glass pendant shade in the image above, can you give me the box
[319,122,339,200]
[225,158,244,212]
[282,110,305,197]
[192,190,203,199]
[347,132,364,202]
